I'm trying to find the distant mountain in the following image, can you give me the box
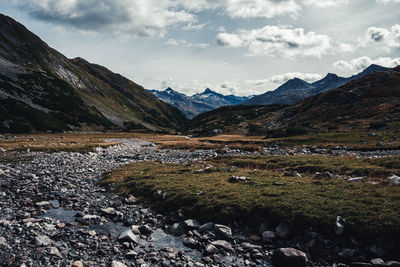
[148,88,251,119]
[243,64,390,106]
[0,13,187,133]
[185,66,399,136]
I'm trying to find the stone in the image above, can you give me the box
[389,175,400,185]
[228,175,251,183]
[48,247,62,258]
[118,230,139,245]
[125,196,137,204]
[35,235,52,247]
[184,219,200,230]
[36,201,50,207]
[386,262,400,267]
[335,216,345,235]
[370,258,385,266]
[275,222,289,238]
[111,261,127,267]
[214,224,233,240]
[0,237,7,246]
[199,222,214,233]
[211,240,234,253]
[73,261,84,267]
[348,177,365,182]
[271,248,307,267]
[262,231,276,242]
[204,244,219,255]
[339,248,356,259]
[139,225,153,235]
[182,237,198,249]
[169,222,185,235]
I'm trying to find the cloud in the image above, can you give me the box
[178,0,301,18]
[333,56,400,73]
[164,38,209,48]
[217,25,331,58]
[337,42,355,53]
[161,78,178,89]
[302,0,349,7]
[376,0,400,3]
[182,21,210,31]
[15,0,303,37]
[222,0,300,19]
[14,0,195,37]
[360,24,400,50]
[217,81,241,95]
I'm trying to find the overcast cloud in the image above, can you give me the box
[2,0,400,95]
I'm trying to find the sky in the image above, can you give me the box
[1,0,400,96]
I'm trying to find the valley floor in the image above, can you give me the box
[0,132,399,267]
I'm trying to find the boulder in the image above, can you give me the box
[211,240,234,253]
[389,175,400,185]
[111,261,127,267]
[34,235,52,247]
[275,222,289,238]
[271,248,307,267]
[204,244,219,255]
[184,219,200,230]
[214,224,233,240]
[118,230,139,245]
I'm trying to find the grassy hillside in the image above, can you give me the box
[0,13,187,133]
[186,104,287,136]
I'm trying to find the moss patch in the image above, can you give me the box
[102,156,400,245]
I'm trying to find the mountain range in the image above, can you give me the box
[187,66,400,136]
[243,64,390,106]
[0,13,187,134]
[147,88,251,119]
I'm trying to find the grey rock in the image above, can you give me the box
[275,222,289,238]
[389,175,400,185]
[211,240,234,252]
[0,237,7,245]
[111,261,127,267]
[386,262,400,267]
[199,222,214,233]
[139,225,153,235]
[184,219,200,230]
[182,237,198,249]
[370,258,386,266]
[339,248,356,258]
[262,231,276,242]
[204,244,219,255]
[48,247,62,258]
[214,224,233,240]
[35,235,52,247]
[118,230,139,245]
[271,248,308,267]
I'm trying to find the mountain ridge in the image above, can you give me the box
[148,87,251,119]
[0,13,187,133]
[243,64,390,106]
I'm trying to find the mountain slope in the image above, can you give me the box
[267,67,400,131]
[0,13,187,133]
[186,104,287,136]
[185,67,399,136]
[148,88,251,119]
[243,65,390,106]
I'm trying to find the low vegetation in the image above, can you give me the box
[102,155,400,245]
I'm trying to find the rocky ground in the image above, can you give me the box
[0,139,399,267]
